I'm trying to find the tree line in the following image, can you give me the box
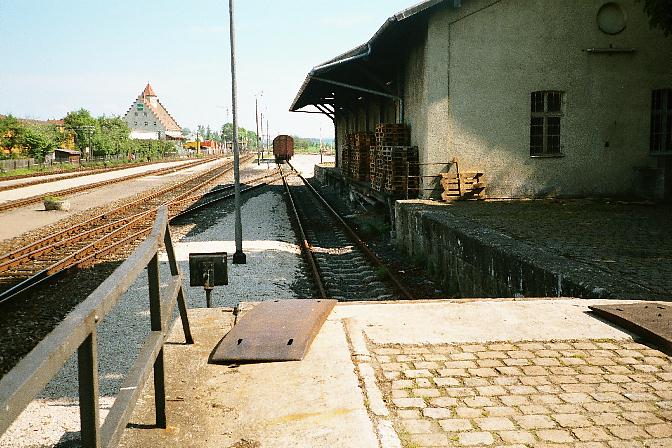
[182,123,259,147]
[0,109,176,162]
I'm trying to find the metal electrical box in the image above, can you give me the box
[189,252,228,287]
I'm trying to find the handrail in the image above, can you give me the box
[0,206,193,447]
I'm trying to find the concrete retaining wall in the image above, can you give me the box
[395,200,648,299]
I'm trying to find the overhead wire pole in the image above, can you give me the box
[255,97,260,165]
[229,0,246,264]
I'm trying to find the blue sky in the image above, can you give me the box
[0,0,416,138]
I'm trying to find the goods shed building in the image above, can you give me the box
[291,0,672,200]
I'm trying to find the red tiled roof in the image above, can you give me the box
[147,99,181,132]
[142,83,156,97]
[124,84,181,132]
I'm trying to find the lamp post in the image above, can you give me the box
[229,0,245,264]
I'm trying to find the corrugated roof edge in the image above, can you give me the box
[290,0,451,111]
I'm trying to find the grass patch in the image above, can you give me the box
[43,195,64,202]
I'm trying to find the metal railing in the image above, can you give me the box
[0,206,193,447]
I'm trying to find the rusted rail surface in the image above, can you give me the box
[0,154,260,304]
[283,163,413,300]
[0,157,239,271]
[0,157,217,213]
[0,158,204,193]
[280,168,327,298]
[0,206,193,448]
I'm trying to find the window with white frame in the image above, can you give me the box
[530,91,563,156]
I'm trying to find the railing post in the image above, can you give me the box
[78,330,101,448]
[163,225,193,344]
[147,253,166,428]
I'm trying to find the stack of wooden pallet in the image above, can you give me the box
[340,134,353,178]
[380,146,420,197]
[375,123,410,146]
[350,132,374,181]
[440,160,486,200]
[368,124,419,197]
[370,146,381,191]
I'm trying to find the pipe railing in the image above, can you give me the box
[0,206,193,447]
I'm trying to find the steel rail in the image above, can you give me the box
[0,156,245,268]
[168,169,283,213]
[286,161,414,300]
[0,212,145,273]
[171,170,288,220]
[0,157,215,213]
[0,154,260,305]
[279,166,328,298]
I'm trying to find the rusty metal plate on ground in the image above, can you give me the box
[211,299,337,363]
[589,303,672,354]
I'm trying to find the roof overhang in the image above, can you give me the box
[290,0,460,115]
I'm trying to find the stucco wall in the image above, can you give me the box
[124,99,167,136]
[408,0,672,198]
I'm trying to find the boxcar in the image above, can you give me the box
[273,135,294,163]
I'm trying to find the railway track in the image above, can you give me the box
[0,155,258,304]
[0,160,287,378]
[281,162,413,301]
[0,157,218,212]
[0,158,200,193]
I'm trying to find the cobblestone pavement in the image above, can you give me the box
[443,200,672,299]
[372,340,672,447]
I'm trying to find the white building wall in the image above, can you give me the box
[123,98,167,139]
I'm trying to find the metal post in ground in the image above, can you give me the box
[256,97,260,165]
[229,0,246,264]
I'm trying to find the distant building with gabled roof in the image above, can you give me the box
[123,83,183,140]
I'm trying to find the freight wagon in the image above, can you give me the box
[273,135,294,164]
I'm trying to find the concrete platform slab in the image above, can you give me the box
[333,298,637,345]
[119,308,378,448]
[117,298,665,448]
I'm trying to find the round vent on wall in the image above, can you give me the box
[597,2,627,35]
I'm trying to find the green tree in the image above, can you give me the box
[23,126,58,161]
[94,116,131,157]
[0,115,27,155]
[197,125,207,140]
[220,123,256,146]
[221,123,233,142]
[640,0,672,36]
[64,109,96,152]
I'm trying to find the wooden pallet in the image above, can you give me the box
[440,171,486,201]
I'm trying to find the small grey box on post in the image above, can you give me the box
[188,252,228,307]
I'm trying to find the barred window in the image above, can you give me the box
[650,89,672,153]
[530,91,563,156]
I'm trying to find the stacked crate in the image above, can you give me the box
[375,123,411,147]
[369,124,420,198]
[340,134,353,178]
[369,146,381,191]
[350,132,374,182]
[380,146,420,197]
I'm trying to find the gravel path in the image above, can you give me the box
[0,156,315,448]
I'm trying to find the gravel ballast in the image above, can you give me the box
[0,158,314,447]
